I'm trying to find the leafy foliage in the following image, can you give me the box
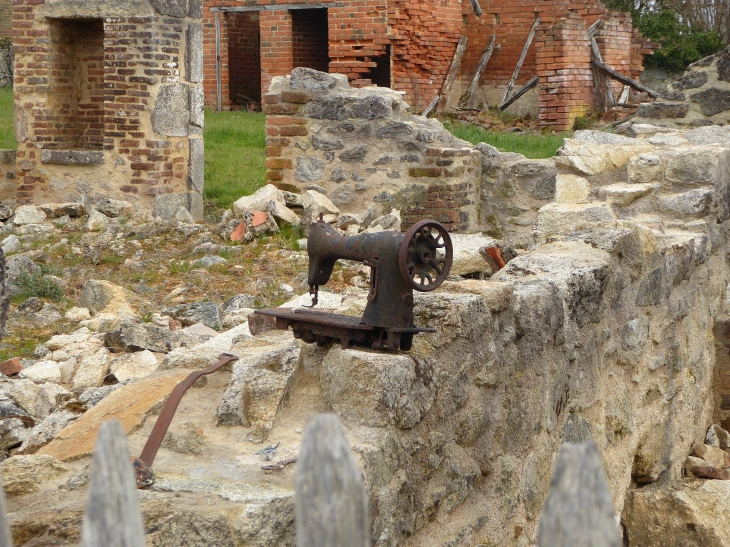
[604,0,726,71]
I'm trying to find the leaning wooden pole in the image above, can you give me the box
[437,36,468,113]
[587,21,616,112]
[459,34,497,109]
[469,0,483,17]
[500,16,540,109]
[594,61,659,98]
[499,75,538,110]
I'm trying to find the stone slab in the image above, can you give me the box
[37,370,190,461]
[186,23,203,84]
[152,84,190,137]
[40,150,104,166]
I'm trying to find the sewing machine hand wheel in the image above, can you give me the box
[399,220,453,291]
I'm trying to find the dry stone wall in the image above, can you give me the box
[264,68,480,232]
[634,46,730,129]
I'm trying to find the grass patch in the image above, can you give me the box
[444,121,568,159]
[204,110,266,209]
[0,86,14,149]
[13,272,64,303]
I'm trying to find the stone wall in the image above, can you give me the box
[11,0,205,219]
[0,149,15,203]
[634,46,730,129]
[264,68,480,232]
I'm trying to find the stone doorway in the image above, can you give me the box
[291,8,329,74]
[227,12,262,110]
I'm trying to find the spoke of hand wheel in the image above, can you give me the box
[429,260,443,275]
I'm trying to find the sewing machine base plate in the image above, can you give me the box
[254,308,435,351]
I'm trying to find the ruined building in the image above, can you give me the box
[6,0,205,219]
[203,0,654,129]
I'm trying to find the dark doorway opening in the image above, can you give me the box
[369,45,391,88]
[227,12,262,110]
[292,8,329,73]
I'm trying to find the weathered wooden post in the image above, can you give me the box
[0,470,13,547]
[537,441,621,547]
[81,420,145,547]
[295,414,370,547]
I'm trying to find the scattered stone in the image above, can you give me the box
[183,323,219,337]
[79,279,142,315]
[109,350,159,382]
[192,255,227,268]
[1,234,21,254]
[71,347,111,392]
[95,198,135,218]
[163,302,222,329]
[86,209,110,232]
[222,294,256,312]
[13,205,46,226]
[38,203,84,218]
[105,321,202,353]
[1,454,68,496]
[65,307,91,321]
[18,410,79,454]
[0,357,23,376]
[19,361,62,384]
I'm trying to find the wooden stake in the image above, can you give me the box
[589,27,616,111]
[437,36,468,113]
[594,61,659,98]
[296,414,370,547]
[469,0,483,17]
[422,95,439,117]
[459,34,497,109]
[499,16,540,109]
[499,75,538,110]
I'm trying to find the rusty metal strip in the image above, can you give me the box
[138,353,239,467]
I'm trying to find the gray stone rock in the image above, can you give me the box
[79,385,122,407]
[331,186,356,205]
[350,95,390,119]
[153,192,194,220]
[328,122,355,133]
[105,322,202,353]
[561,413,594,443]
[38,203,84,218]
[18,410,78,454]
[636,267,664,307]
[373,155,392,165]
[290,67,340,92]
[152,84,191,137]
[163,302,222,329]
[13,205,46,225]
[572,130,639,145]
[222,294,256,313]
[329,167,347,182]
[659,90,686,101]
[95,198,134,218]
[186,23,203,84]
[690,87,730,116]
[659,189,714,216]
[188,137,204,194]
[86,210,110,232]
[189,84,204,127]
[295,156,326,182]
[373,190,395,202]
[109,350,159,382]
[19,361,62,384]
[192,255,227,268]
[71,347,111,392]
[40,149,104,166]
[339,145,368,164]
[150,0,188,17]
[0,416,32,451]
[306,96,348,120]
[636,103,689,118]
[7,255,41,281]
[311,133,344,151]
[376,122,412,139]
[672,70,709,90]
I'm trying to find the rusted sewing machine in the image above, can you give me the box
[253,217,453,351]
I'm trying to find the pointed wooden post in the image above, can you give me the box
[81,420,145,547]
[499,16,540,109]
[0,470,13,547]
[459,34,497,109]
[437,36,468,113]
[295,414,370,547]
[537,442,621,547]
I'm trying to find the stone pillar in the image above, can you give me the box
[535,11,593,131]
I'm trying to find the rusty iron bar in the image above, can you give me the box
[133,353,239,487]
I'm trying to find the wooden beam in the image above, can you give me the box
[498,75,538,110]
[437,36,468,113]
[587,19,604,38]
[594,61,659,98]
[422,95,439,117]
[459,34,497,109]
[211,2,344,12]
[469,0,483,17]
[499,16,539,109]
[589,34,615,111]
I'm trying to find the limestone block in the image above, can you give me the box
[1,455,67,496]
[13,205,46,225]
[0,379,41,416]
[217,343,300,442]
[186,23,203,84]
[79,279,142,315]
[38,370,191,461]
[646,133,688,146]
[665,147,730,186]
[150,0,188,17]
[0,417,32,451]
[701,445,727,468]
[38,203,84,218]
[555,174,590,203]
[684,125,730,146]
[152,84,191,137]
[628,153,665,184]
[104,322,202,353]
[658,189,715,216]
[232,184,299,226]
[557,139,653,175]
[109,350,159,382]
[188,137,204,194]
[18,410,78,454]
[40,149,104,166]
[534,203,616,237]
[19,361,62,384]
[624,481,730,547]
[71,347,111,392]
[450,233,497,275]
[96,198,135,218]
[290,67,341,92]
[597,183,660,207]
[319,346,435,429]
[572,130,640,145]
[14,104,28,144]
[39,0,154,18]
[153,192,195,220]
[86,210,110,232]
[296,156,326,182]
[189,84,204,127]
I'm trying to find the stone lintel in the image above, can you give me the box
[40,149,105,166]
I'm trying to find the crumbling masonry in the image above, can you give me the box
[7,0,205,219]
[203,0,654,129]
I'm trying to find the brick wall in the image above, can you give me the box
[229,12,261,107]
[535,11,593,131]
[292,9,329,74]
[12,0,204,218]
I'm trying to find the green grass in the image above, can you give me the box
[0,86,14,149]
[444,121,568,159]
[204,110,267,209]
